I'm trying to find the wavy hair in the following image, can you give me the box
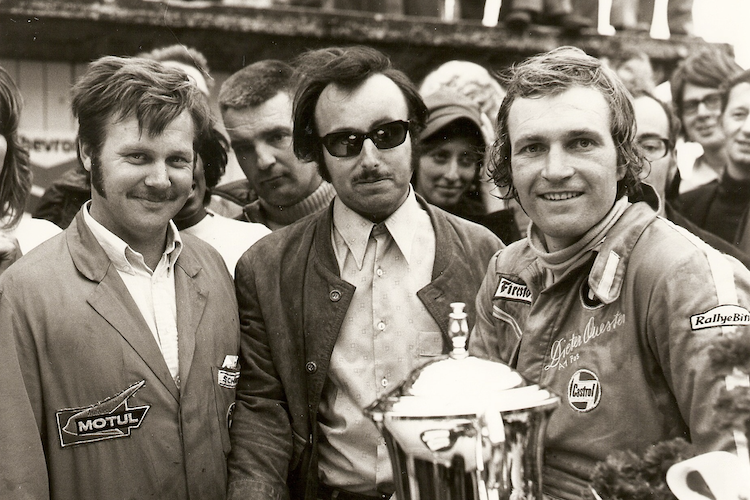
[0,65,33,227]
[670,45,742,122]
[292,46,428,182]
[72,55,214,182]
[489,46,644,201]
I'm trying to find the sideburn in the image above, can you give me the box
[90,154,106,198]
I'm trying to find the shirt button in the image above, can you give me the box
[305,361,317,374]
[376,268,383,277]
[329,290,341,302]
[377,321,385,331]
[381,378,388,387]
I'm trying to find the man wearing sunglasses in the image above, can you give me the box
[227,46,502,500]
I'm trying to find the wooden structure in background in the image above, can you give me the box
[1,0,722,81]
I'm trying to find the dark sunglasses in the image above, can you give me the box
[320,120,410,158]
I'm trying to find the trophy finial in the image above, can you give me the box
[449,302,469,359]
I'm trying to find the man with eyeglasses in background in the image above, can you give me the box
[632,90,750,267]
[679,68,750,252]
[226,46,502,500]
[670,45,743,193]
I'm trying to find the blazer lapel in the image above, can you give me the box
[174,251,207,395]
[69,210,179,401]
[303,208,355,411]
[87,269,180,401]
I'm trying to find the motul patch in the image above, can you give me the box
[567,369,601,412]
[494,276,532,305]
[690,305,750,331]
[56,380,149,448]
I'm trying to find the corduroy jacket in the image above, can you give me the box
[227,195,503,500]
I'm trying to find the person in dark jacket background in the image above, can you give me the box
[679,68,750,253]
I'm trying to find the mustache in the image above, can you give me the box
[352,170,393,183]
[127,188,182,203]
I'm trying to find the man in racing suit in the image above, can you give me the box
[469,46,750,499]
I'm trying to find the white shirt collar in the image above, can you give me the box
[83,201,182,275]
[332,185,421,269]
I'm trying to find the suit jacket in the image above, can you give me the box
[227,196,503,500]
[678,174,750,246]
[0,209,240,500]
[640,182,750,268]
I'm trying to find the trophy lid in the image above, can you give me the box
[366,303,558,420]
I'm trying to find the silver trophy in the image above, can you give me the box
[365,303,559,500]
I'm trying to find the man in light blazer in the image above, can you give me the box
[0,56,239,500]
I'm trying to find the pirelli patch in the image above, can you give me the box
[56,380,149,448]
[690,305,750,331]
[494,276,532,305]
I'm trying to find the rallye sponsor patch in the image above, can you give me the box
[567,369,601,412]
[690,304,750,331]
[56,380,149,448]
[494,276,532,305]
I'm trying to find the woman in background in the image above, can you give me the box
[415,90,486,216]
[415,90,520,243]
[0,65,60,273]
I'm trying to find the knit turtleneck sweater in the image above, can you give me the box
[243,181,336,230]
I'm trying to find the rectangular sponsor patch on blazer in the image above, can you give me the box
[690,304,750,330]
[495,276,532,305]
[218,369,240,389]
[56,380,149,448]
[218,355,240,389]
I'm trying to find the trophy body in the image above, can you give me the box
[365,304,560,500]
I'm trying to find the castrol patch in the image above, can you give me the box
[495,276,532,305]
[567,369,601,412]
[690,305,750,331]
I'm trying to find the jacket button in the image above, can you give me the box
[305,361,317,374]
[329,290,341,302]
